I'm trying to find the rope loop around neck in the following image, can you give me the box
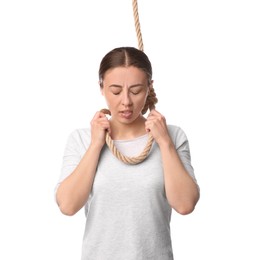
[100,109,154,165]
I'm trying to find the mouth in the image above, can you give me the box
[120,110,133,119]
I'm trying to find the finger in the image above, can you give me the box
[100,108,111,116]
[98,111,109,118]
[92,111,101,120]
[145,121,152,132]
[147,112,158,121]
[147,109,160,118]
[149,109,163,117]
[98,119,111,133]
[145,125,151,133]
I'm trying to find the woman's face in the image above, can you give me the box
[101,66,150,125]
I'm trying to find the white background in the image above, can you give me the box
[0,0,256,259]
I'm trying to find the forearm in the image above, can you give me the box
[56,144,102,216]
[160,142,199,215]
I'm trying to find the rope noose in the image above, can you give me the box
[101,0,154,165]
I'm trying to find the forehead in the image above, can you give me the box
[103,66,147,83]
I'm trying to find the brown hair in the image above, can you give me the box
[99,47,158,114]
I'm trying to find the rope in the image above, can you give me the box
[100,0,154,165]
[132,0,144,51]
[101,109,154,165]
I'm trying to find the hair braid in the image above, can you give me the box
[142,86,158,114]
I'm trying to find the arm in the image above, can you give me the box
[56,111,110,216]
[56,143,102,216]
[159,140,199,215]
[145,110,200,215]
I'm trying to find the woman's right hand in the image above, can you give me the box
[90,111,111,149]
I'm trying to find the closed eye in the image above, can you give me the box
[112,91,121,95]
[130,91,140,95]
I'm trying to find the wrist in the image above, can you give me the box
[158,139,176,152]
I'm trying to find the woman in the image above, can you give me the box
[55,47,200,259]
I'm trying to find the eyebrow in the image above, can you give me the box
[108,84,145,89]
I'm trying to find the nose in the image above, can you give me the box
[121,91,132,106]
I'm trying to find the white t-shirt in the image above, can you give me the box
[56,125,198,260]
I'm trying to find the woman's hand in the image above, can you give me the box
[145,109,173,147]
[90,111,111,148]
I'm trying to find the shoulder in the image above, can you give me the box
[69,128,91,138]
[166,124,189,147]
[166,124,187,137]
[65,128,91,149]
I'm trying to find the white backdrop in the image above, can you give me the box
[0,0,256,259]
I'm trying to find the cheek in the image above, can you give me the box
[134,94,148,109]
[141,91,149,104]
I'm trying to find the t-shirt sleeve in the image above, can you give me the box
[54,129,85,201]
[169,126,198,185]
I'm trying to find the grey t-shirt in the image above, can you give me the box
[56,125,197,260]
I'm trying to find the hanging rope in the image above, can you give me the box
[132,0,144,52]
[101,0,154,165]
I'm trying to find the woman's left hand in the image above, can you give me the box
[145,109,172,146]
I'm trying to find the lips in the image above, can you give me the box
[120,110,133,119]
